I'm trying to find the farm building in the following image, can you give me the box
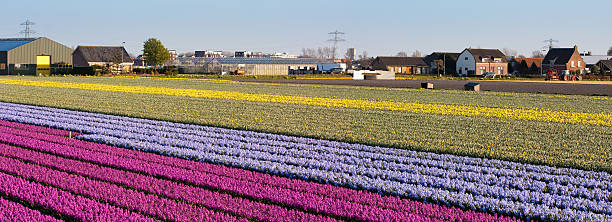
[0,37,73,75]
[73,46,134,74]
[596,60,612,73]
[541,46,586,74]
[370,56,429,74]
[174,58,326,75]
[456,49,508,75]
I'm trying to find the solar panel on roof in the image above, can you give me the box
[0,40,34,51]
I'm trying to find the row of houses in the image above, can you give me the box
[366,46,611,76]
[2,37,611,76]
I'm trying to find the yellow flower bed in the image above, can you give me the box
[1,78,610,126]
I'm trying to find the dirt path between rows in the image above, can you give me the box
[234,79,612,96]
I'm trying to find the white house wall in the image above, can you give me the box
[456,50,475,74]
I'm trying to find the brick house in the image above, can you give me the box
[456,49,508,75]
[370,56,429,74]
[541,46,586,74]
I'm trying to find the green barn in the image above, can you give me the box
[0,37,73,75]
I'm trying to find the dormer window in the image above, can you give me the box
[494,58,502,62]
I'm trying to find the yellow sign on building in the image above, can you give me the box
[36,55,51,75]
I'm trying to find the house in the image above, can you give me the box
[0,37,73,75]
[509,57,544,75]
[595,60,612,74]
[541,46,586,74]
[370,56,428,74]
[423,52,459,75]
[73,46,134,74]
[456,49,508,75]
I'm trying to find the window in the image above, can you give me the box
[578,61,582,67]
[465,57,468,60]
[0,63,5,70]
[571,61,575,68]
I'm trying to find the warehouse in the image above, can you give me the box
[175,57,325,75]
[0,37,73,75]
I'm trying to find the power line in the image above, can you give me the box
[543,38,558,49]
[20,19,37,38]
[327,30,345,60]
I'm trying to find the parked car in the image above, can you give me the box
[482,72,496,78]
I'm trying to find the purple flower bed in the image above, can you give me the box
[0,127,517,222]
[0,154,240,222]
[0,102,609,221]
[0,197,61,222]
[0,170,155,222]
[0,143,335,222]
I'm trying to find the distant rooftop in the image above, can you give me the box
[176,57,330,65]
[0,37,40,51]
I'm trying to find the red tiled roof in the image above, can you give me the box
[512,58,544,67]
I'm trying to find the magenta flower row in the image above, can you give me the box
[0,196,61,222]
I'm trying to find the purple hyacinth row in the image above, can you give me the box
[0,126,517,222]
[0,197,61,222]
[0,139,335,222]
[1,102,610,221]
[0,151,241,222]
[0,170,155,222]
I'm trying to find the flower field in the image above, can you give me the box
[0,76,610,221]
[0,107,522,221]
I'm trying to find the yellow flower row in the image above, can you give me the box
[1,78,610,126]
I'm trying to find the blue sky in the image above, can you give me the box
[1,0,611,57]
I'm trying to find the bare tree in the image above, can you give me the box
[501,48,518,57]
[608,47,612,56]
[344,50,352,59]
[396,51,408,57]
[358,51,369,60]
[300,48,317,58]
[411,50,422,57]
[532,50,545,58]
[517,54,526,58]
[179,52,195,57]
[111,52,124,74]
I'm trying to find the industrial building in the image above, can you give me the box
[0,37,73,75]
[174,58,326,75]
